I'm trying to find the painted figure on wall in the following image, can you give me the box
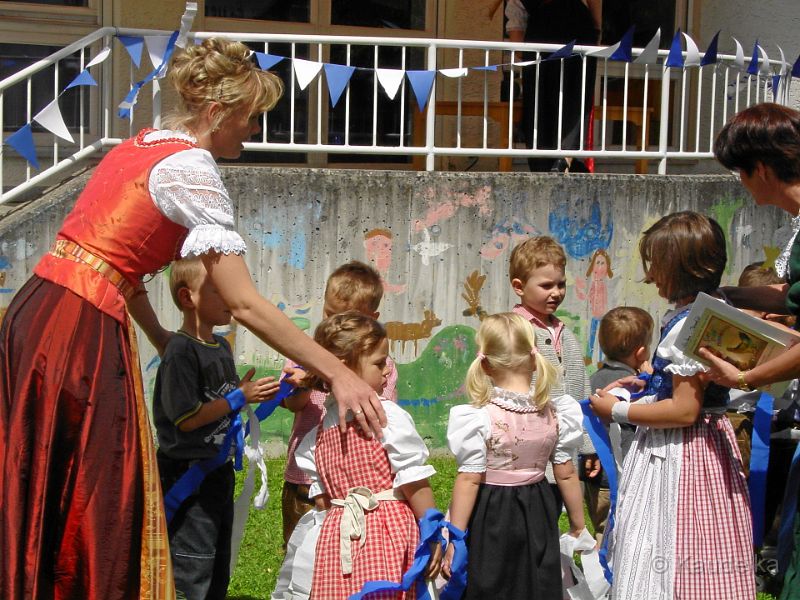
[363,228,407,294]
[575,248,613,364]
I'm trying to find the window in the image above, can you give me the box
[204,0,310,23]
[0,43,88,132]
[11,0,88,5]
[602,0,677,49]
[331,0,426,31]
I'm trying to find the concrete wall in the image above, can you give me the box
[0,168,788,451]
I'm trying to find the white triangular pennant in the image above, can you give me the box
[376,68,405,100]
[176,2,198,48]
[778,46,789,76]
[145,35,170,71]
[588,41,619,59]
[732,37,745,70]
[34,98,74,143]
[682,32,701,67]
[439,67,468,78]
[758,45,772,76]
[510,59,537,67]
[292,59,323,91]
[634,29,661,64]
[86,46,111,69]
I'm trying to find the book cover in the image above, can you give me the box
[674,292,800,397]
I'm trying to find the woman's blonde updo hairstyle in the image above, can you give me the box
[466,312,558,410]
[165,37,284,133]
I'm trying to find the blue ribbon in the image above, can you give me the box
[579,397,619,584]
[349,508,446,600]
[748,392,773,548]
[164,377,298,522]
[778,440,800,574]
[439,522,468,600]
[118,30,178,119]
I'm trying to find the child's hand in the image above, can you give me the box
[314,494,331,511]
[282,365,307,388]
[426,540,443,580]
[441,542,455,580]
[588,389,618,422]
[603,375,646,395]
[239,368,281,404]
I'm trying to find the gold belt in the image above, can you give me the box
[50,239,135,299]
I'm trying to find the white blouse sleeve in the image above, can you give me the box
[447,404,491,473]
[295,426,326,498]
[505,0,528,32]
[551,394,584,464]
[658,317,708,377]
[381,401,437,489]
[148,148,247,257]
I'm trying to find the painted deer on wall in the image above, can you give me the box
[385,309,442,355]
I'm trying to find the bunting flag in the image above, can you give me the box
[86,46,111,69]
[118,30,179,118]
[65,69,98,90]
[118,35,144,68]
[175,1,197,48]
[773,74,782,99]
[545,40,575,61]
[439,67,468,78]
[471,65,499,71]
[406,70,436,112]
[778,46,789,76]
[255,52,284,71]
[5,124,39,170]
[633,28,660,64]
[747,40,760,75]
[375,68,405,100]
[666,29,685,68]
[732,37,746,70]
[34,98,74,143]
[700,31,720,66]
[144,35,172,77]
[323,63,355,108]
[758,45,772,76]
[682,32,701,67]
[609,26,635,62]
[793,54,800,78]
[292,58,323,91]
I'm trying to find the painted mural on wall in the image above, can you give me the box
[0,171,789,449]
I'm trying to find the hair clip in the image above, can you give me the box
[530,347,539,356]
[476,351,486,361]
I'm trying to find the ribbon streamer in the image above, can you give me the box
[749,392,773,548]
[439,522,468,600]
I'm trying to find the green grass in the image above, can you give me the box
[228,456,777,600]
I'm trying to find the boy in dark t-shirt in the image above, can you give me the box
[154,257,279,600]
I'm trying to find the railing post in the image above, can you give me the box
[658,62,671,175]
[425,40,437,172]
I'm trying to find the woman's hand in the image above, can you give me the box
[442,542,454,580]
[696,347,740,388]
[602,375,646,394]
[329,368,386,438]
[588,389,619,421]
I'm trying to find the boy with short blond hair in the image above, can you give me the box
[584,306,654,537]
[280,260,398,545]
[509,236,592,515]
[154,257,279,600]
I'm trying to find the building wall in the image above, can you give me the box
[0,168,786,451]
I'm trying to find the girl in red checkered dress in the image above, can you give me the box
[294,312,441,599]
[590,212,756,599]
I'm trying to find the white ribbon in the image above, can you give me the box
[560,528,610,600]
[331,486,402,574]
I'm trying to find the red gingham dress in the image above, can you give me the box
[309,424,419,600]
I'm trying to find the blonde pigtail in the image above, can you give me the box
[465,355,493,407]
[531,351,558,411]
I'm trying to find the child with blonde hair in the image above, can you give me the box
[294,312,440,599]
[443,312,586,599]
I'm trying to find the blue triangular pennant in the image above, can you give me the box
[794,55,800,78]
[773,74,782,99]
[666,29,684,68]
[118,35,144,69]
[323,63,355,108]
[5,124,39,170]
[748,40,760,75]
[701,31,720,66]
[118,30,178,119]
[254,52,284,71]
[65,69,98,90]
[610,26,635,62]
[545,40,575,61]
[406,70,436,112]
[471,65,499,71]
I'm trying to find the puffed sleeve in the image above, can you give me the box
[295,426,326,498]
[447,404,491,473]
[148,147,248,257]
[381,401,436,488]
[658,317,708,377]
[551,394,584,464]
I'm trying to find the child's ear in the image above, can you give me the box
[177,286,194,309]
[371,311,380,319]
[634,345,649,363]
[511,278,526,298]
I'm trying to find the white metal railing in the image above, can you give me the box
[1,27,796,203]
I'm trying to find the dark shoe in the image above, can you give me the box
[550,158,569,173]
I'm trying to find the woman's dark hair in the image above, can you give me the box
[714,103,800,183]
[639,211,727,303]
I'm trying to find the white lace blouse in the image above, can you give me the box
[656,313,707,378]
[295,398,437,498]
[447,390,585,473]
[145,130,247,258]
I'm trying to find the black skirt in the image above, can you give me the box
[464,479,562,600]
